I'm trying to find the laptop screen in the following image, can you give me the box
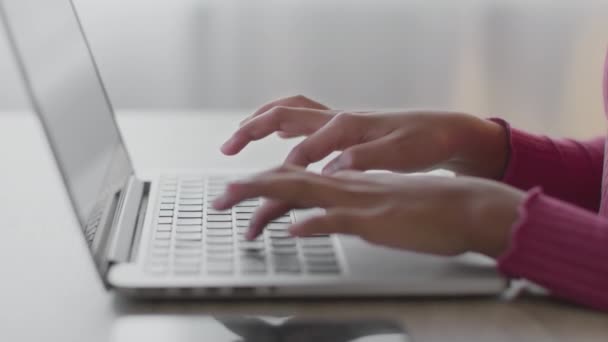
[0,1,134,247]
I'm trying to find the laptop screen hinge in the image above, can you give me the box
[106,176,148,264]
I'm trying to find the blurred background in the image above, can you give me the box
[1,0,607,138]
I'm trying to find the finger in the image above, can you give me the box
[240,95,329,126]
[288,208,362,237]
[222,107,333,155]
[277,131,302,139]
[246,200,291,239]
[213,172,349,210]
[285,113,363,167]
[321,132,401,174]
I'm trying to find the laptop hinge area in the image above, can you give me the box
[106,177,149,264]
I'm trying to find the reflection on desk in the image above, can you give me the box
[110,315,409,342]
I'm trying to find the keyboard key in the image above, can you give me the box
[174,241,203,249]
[180,181,204,186]
[160,197,176,204]
[241,257,267,274]
[266,223,289,231]
[274,256,301,274]
[235,213,254,220]
[174,254,202,264]
[268,231,292,239]
[157,217,172,224]
[236,226,250,234]
[236,201,259,208]
[270,239,296,248]
[206,190,225,197]
[177,218,203,225]
[206,254,234,262]
[161,191,177,197]
[174,249,202,257]
[158,210,174,217]
[206,236,233,245]
[235,207,256,213]
[207,215,231,222]
[207,208,231,215]
[207,230,233,237]
[207,261,234,274]
[159,203,175,210]
[176,226,202,233]
[238,241,265,250]
[207,268,234,275]
[155,232,171,240]
[177,211,203,219]
[179,199,203,205]
[300,237,333,247]
[178,205,203,212]
[180,194,204,201]
[180,186,204,192]
[236,220,250,227]
[207,245,233,253]
[238,235,264,243]
[207,221,232,229]
[156,224,172,232]
[175,232,203,241]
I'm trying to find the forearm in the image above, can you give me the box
[489,119,604,212]
[498,189,608,311]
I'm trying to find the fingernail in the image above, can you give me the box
[220,140,233,154]
[245,228,257,240]
[212,196,227,209]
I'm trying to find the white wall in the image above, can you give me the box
[1,0,608,136]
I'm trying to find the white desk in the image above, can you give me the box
[1,110,607,342]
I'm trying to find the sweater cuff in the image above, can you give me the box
[488,118,540,186]
[498,188,608,310]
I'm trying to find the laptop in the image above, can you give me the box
[0,0,506,298]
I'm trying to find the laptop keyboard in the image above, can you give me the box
[145,175,342,276]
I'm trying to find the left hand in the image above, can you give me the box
[213,166,525,258]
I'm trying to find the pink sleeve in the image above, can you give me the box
[491,118,604,212]
[498,188,608,311]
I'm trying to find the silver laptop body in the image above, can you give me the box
[1,0,506,298]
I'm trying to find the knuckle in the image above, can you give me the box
[269,105,288,117]
[334,112,353,122]
[332,111,356,125]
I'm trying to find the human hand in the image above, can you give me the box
[213,166,525,258]
[221,95,509,179]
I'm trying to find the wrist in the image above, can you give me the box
[448,116,509,179]
[464,180,525,258]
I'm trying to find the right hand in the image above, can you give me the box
[221,95,509,178]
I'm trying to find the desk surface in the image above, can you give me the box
[0,110,607,342]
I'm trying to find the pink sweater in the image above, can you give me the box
[495,51,608,311]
